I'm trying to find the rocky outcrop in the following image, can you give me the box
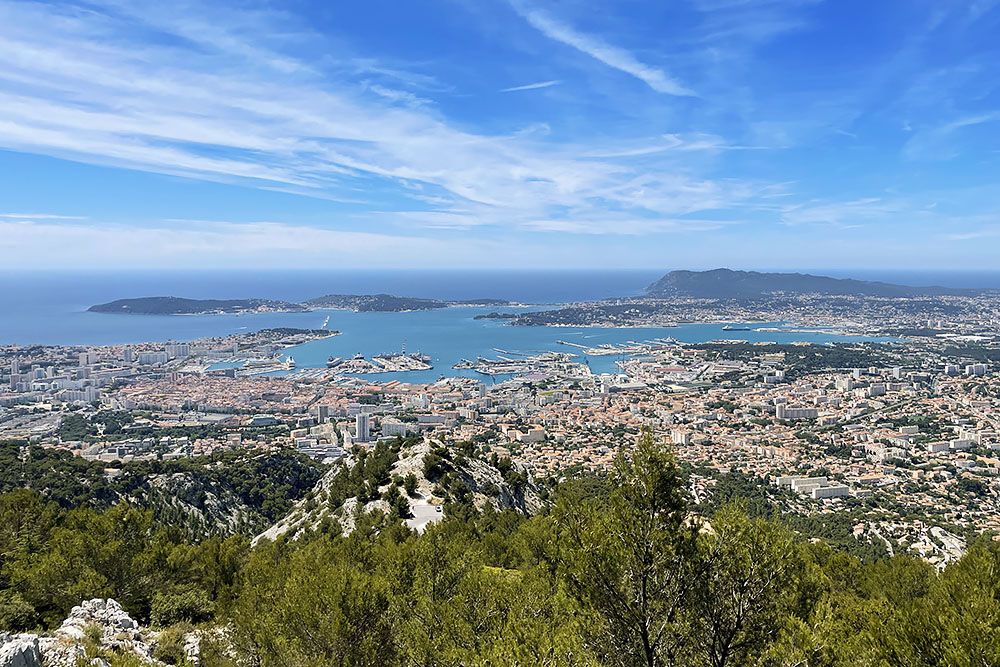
[142,472,259,535]
[0,599,189,667]
[254,439,544,545]
[0,635,41,667]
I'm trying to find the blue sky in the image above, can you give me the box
[1,0,999,270]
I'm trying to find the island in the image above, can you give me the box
[305,294,513,312]
[91,294,514,315]
[305,294,446,312]
[87,297,308,315]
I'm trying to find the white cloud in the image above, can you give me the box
[0,216,735,269]
[0,218,489,268]
[946,228,1000,241]
[509,3,693,96]
[779,198,902,227]
[0,213,86,220]
[0,0,754,238]
[499,80,561,92]
[902,112,1000,160]
[365,83,431,107]
[520,217,729,235]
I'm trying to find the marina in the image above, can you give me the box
[274,310,897,383]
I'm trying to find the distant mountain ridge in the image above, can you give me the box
[646,269,973,299]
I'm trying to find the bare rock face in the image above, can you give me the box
[0,634,42,667]
[57,599,139,640]
[0,599,171,667]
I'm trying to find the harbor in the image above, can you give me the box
[326,351,433,374]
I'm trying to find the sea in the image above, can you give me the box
[1,269,996,383]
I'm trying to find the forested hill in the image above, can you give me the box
[304,293,449,311]
[256,436,543,543]
[2,433,999,664]
[0,441,324,537]
[647,268,972,299]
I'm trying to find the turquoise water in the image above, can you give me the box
[278,307,896,383]
[4,268,997,347]
[0,269,660,345]
[0,270,899,383]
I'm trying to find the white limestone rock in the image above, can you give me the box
[0,634,42,667]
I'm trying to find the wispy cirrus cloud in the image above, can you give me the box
[0,217,493,268]
[508,2,694,96]
[779,198,906,228]
[903,111,1000,160]
[0,213,87,220]
[945,228,1000,241]
[499,80,561,93]
[6,0,995,270]
[0,0,753,239]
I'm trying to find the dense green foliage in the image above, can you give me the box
[692,343,892,373]
[0,440,323,531]
[3,433,1000,666]
[58,410,135,440]
[0,490,248,629]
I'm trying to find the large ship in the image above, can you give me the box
[722,325,752,331]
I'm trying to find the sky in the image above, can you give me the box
[1,0,999,270]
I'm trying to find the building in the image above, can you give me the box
[314,405,330,423]
[965,363,988,377]
[355,413,371,443]
[381,419,416,438]
[138,351,169,366]
[165,343,191,359]
[812,485,850,499]
[249,414,279,427]
[518,426,546,443]
[775,404,819,420]
[59,386,98,403]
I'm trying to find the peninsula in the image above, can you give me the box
[90,294,513,315]
[647,268,972,299]
[87,297,307,315]
[478,269,987,328]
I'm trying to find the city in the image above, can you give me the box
[4,285,999,568]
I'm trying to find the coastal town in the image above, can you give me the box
[6,0,1000,658]
[4,281,1000,567]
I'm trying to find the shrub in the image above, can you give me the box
[152,622,194,665]
[0,591,38,631]
[150,589,214,627]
